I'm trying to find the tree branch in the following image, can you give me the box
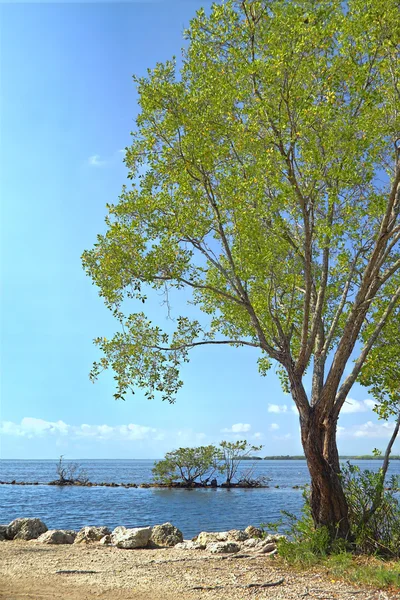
[151,339,261,352]
[322,250,362,356]
[153,275,245,306]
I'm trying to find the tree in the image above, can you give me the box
[54,456,89,485]
[152,445,220,486]
[219,440,262,486]
[82,0,400,537]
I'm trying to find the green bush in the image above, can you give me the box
[341,461,400,558]
[270,490,347,566]
[152,445,221,486]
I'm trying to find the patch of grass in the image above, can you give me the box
[276,549,400,590]
[327,553,400,589]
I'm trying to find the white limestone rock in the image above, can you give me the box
[37,530,76,544]
[7,518,48,541]
[243,538,259,548]
[112,526,152,549]
[244,525,263,539]
[99,534,112,545]
[74,526,111,544]
[208,541,241,554]
[150,522,183,547]
[174,540,203,550]
[227,529,249,542]
[196,531,228,548]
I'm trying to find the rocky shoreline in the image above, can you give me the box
[0,517,282,555]
[2,518,398,600]
[0,480,304,489]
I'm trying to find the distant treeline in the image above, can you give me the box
[263,455,400,460]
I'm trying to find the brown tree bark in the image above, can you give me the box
[289,372,351,538]
[301,409,351,539]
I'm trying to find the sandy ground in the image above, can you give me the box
[0,541,398,600]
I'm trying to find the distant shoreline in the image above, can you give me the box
[263,455,400,460]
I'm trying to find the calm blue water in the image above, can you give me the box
[1,459,399,538]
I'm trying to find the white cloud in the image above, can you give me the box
[74,423,157,441]
[353,421,395,439]
[0,418,158,442]
[291,405,299,414]
[176,429,207,444]
[273,433,292,441]
[269,423,280,431]
[364,399,377,409]
[337,426,345,437]
[88,154,107,167]
[341,398,376,414]
[338,421,397,439]
[267,404,288,414]
[0,418,69,438]
[88,148,127,168]
[221,423,251,433]
[253,432,263,439]
[0,421,25,436]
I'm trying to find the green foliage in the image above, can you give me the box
[219,439,263,485]
[152,445,220,486]
[82,0,400,406]
[359,310,400,419]
[341,462,400,557]
[274,490,347,564]
[152,440,264,486]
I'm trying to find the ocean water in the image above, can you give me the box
[1,459,399,538]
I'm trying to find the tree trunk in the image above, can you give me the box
[301,409,351,539]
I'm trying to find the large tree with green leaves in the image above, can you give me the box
[83,0,400,538]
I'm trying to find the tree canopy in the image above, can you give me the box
[83,0,399,409]
[152,445,221,485]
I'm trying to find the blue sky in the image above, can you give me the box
[0,1,398,460]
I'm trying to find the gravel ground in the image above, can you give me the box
[0,541,398,600]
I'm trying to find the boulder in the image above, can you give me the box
[37,530,76,544]
[149,523,183,547]
[243,538,258,548]
[6,518,48,541]
[263,533,286,543]
[99,534,112,545]
[74,526,111,544]
[112,526,152,549]
[0,525,8,541]
[257,542,277,554]
[227,529,248,542]
[208,541,241,554]
[196,531,228,548]
[244,525,263,539]
[111,525,126,538]
[174,540,203,550]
